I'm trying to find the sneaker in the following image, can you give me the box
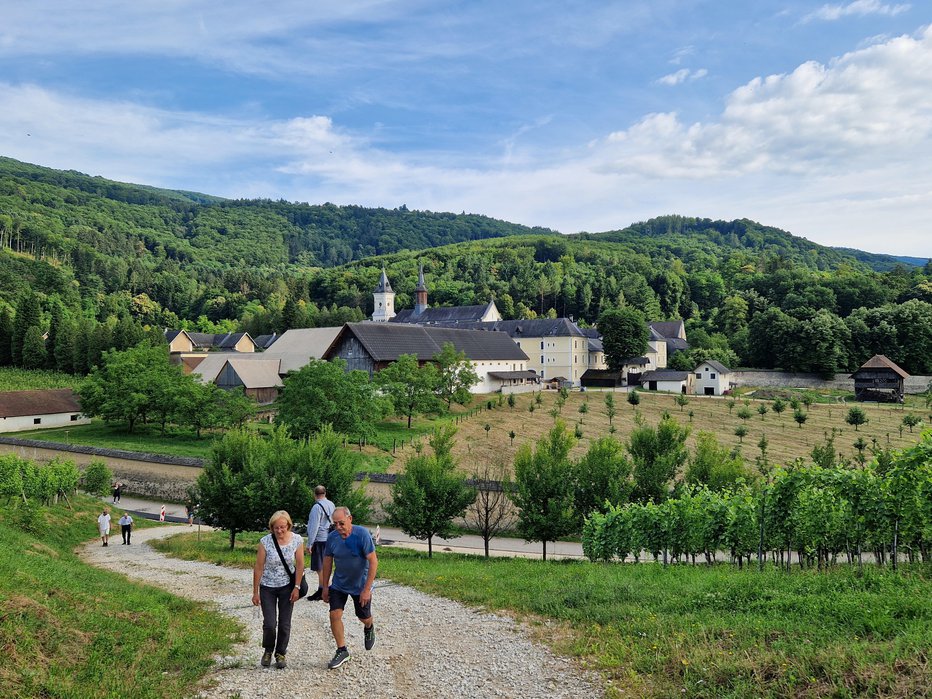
[274,653,287,669]
[327,648,350,669]
[260,651,272,668]
[364,624,376,651]
[307,587,323,602]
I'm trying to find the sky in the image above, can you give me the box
[1,1,931,257]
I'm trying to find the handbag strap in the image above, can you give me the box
[314,501,332,523]
[270,535,295,577]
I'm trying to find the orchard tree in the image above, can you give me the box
[276,359,385,439]
[573,436,632,520]
[845,406,868,431]
[386,425,473,557]
[598,307,649,371]
[510,421,578,560]
[433,342,480,409]
[376,353,441,428]
[465,457,515,557]
[627,415,690,503]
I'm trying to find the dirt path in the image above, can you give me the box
[80,525,604,699]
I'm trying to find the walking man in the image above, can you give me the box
[97,506,111,547]
[305,485,335,601]
[322,506,378,669]
[119,512,133,545]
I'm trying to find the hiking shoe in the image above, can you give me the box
[274,653,287,669]
[307,587,323,602]
[327,648,350,669]
[364,624,375,651]
[260,651,272,668]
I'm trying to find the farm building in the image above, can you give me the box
[0,389,90,433]
[851,355,909,403]
[693,360,733,396]
[638,369,693,393]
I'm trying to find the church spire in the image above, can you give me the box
[371,266,396,322]
[414,262,428,315]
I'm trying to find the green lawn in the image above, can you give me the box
[154,529,932,698]
[0,496,242,699]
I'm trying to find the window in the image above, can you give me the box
[70,414,79,421]
[33,418,41,425]
[541,355,544,364]
[695,373,701,379]
[710,373,716,379]
[540,341,544,350]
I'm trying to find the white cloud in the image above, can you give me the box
[657,68,708,86]
[803,0,910,23]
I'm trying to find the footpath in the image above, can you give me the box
[105,494,586,560]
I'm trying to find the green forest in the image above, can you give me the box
[1,156,931,379]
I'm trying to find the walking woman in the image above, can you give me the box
[252,510,305,669]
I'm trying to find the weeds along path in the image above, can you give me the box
[80,525,603,699]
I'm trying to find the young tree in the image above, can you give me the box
[81,460,112,496]
[793,409,808,428]
[687,432,750,491]
[433,342,479,409]
[276,358,385,439]
[757,404,769,420]
[510,421,578,560]
[734,424,749,443]
[598,307,649,371]
[573,436,632,520]
[376,353,441,428]
[604,392,616,426]
[845,406,868,431]
[627,415,690,503]
[465,458,515,557]
[902,414,922,433]
[675,394,689,412]
[626,390,640,408]
[385,425,474,557]
[772,398,786,418]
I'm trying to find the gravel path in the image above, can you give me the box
[80,525,604,699]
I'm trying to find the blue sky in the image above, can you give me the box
[1,1,930,257]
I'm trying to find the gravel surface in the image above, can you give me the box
[80,525,604,699]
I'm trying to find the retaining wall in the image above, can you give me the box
[732,370,930,394]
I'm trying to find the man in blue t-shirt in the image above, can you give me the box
[321,506,378,670]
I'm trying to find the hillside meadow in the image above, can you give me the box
[429,387,931,478]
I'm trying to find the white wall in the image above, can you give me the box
[0,413,90,433]
[472,359,528,393]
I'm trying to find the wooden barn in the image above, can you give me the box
[850,355,909,403]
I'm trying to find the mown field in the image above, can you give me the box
[0,496,241,699]
[154,528,932,698]
[9,385,930,478]
[434,388,931,478]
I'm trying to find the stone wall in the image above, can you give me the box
[732,370,930,394]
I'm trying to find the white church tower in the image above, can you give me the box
[371,267,396,322]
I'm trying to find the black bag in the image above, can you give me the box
[271,535,308,599]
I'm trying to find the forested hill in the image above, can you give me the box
[0,156,556,271]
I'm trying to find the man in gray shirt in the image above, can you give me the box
[305,485,335,601]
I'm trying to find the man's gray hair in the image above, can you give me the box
[314,485,327,496]
[333,506,352,519]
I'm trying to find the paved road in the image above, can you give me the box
[105,494,586,560]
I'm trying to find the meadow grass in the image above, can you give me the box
[154,529,932,698]
[0,496,242,699]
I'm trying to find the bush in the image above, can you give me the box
[81,460,112,496]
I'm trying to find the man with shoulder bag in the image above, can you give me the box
[305,485,336,601]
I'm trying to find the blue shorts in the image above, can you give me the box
[328,587,372,620]
[310,541,327,572]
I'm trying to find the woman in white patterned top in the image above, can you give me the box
[252,510,305,669]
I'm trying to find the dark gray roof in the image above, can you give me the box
[697,359,731,374]
[665,338,690,353]
[164,329,185,343]
[649,320,686,339]
[619,356,649,366]
[373,268,393,293]
[440,318,588,338]
[578,327,601,338]
[330,323,528,362]
[253,333,278,350]
[392,304,492,324]
[641,370,690,382]
[184,332,254,350]
[488,370,539,380]
[587,338,603,352]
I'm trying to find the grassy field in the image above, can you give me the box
[154,529,932,698]
[10,386,929,479]
[434,388,932,478]
[0,367,83,391]
[0,496,242,699]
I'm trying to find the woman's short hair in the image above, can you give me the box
[268,510,293,531]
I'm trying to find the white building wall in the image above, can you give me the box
[471,358,528,393]
[1,412,90,433]
[514,336,588,384]
[693,363,730,395]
